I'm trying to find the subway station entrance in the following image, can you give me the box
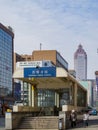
[13,66,87,113]
[8,66,87,130]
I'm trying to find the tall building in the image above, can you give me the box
[74,44,87,80]
[0,23,14,102]
[95,71,98,107]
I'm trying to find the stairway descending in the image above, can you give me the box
[18,116,59,129]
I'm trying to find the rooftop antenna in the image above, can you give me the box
[40,43,42,50]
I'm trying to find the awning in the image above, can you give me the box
[13,67,86,91]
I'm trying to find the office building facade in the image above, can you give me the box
[95,71,98,107]
[0,23,14,101]
[74,44,87,80]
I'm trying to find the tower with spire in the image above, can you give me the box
[74,44,87,80]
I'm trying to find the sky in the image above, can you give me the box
[0,0,98,79]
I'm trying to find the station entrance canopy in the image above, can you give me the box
[13,65,87,110]
[13,66,86,90]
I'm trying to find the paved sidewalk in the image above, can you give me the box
[68,115,98,130]
[0,116,5,126]
[0,115,5,130]
[69,127,98,130]
[0,128,5,130]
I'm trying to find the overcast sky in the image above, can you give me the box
[0,0,98,79]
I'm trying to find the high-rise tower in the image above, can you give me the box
[74,44,87,80]
[0,23,14,100]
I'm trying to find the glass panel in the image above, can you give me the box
[0,29,13,96]
[38,89,55,107]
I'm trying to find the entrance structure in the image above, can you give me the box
[13,64,87,113]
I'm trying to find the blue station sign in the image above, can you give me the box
[24,67,56,78]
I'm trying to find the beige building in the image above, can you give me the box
[20,50,68,71]
[14,53,25,71]
[13,50,87,112]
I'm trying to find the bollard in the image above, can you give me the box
[59,118,63,130]
[5,112,12,130]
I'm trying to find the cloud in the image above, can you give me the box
[0,0,98,78]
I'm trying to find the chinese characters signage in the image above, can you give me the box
[24,67,56,78]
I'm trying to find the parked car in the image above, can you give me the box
[81,106,97,115]
[89,109,97,115]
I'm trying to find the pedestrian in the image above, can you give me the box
[70,109,77,128]
[83,111,89,127]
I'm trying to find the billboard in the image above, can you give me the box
[24,67,56,78]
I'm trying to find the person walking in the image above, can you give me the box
[70,109,77,128]
[83,111,89,127]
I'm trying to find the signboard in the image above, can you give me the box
[16,60,55,68]
[16,61,43,68]
[24,67,56,78]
